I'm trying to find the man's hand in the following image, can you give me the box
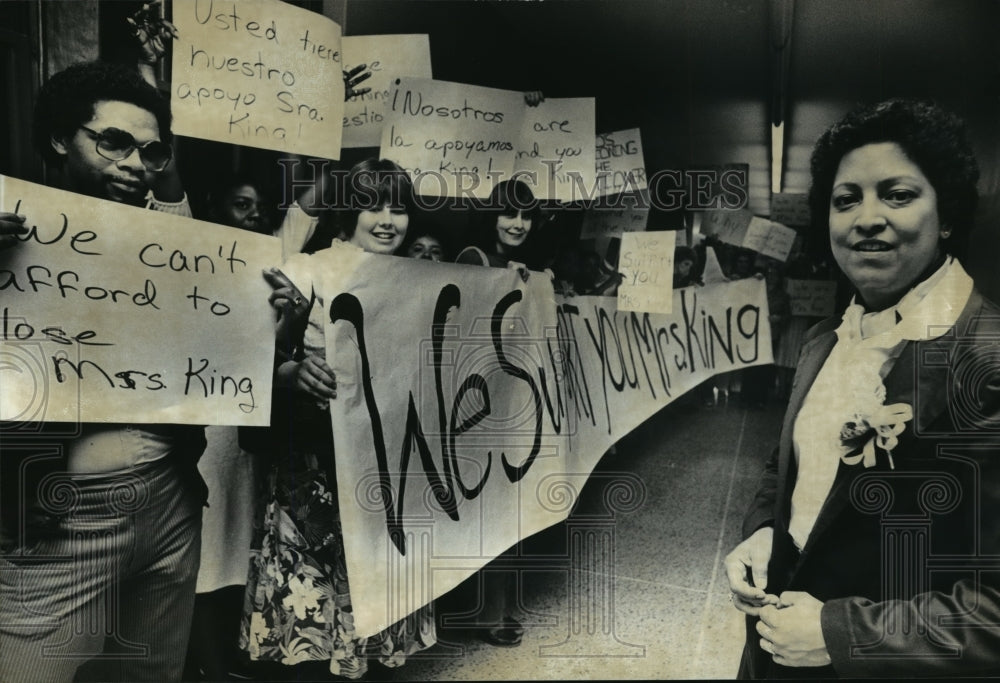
[128,1,178,65]
[344,64,372,100]
[756,592,831,667]
[263,267,310,319]
[0,212,28,250]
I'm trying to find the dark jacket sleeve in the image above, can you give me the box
[742,445,778,540]
[822,582,1000,677]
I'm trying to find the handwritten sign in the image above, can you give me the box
[743,217,797,261]
[595,128,647,196]
[579,190,650,239]
[700,207,752,245]
[341,34,432,148]
[380,77,524,198]
[0,175,280,426]
[381,77,596,199]
[617,231,676,314]
[171,0,345,159]
[515,98,596,201]
[312,254,770,637]
[771,192,811,227]
[786,278,837,317]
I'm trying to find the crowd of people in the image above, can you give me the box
[1,4,999,682]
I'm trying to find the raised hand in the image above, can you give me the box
[343,64,372,100]
[127,1,178,65]
[523,91,545,107]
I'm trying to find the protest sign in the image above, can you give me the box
[700,207,752,245]
[381,77,596,199]
[380,77,526,197]
[617,231,675,314]
[0,175,280,426]
[171,0,345,159]
[515,98,596,201]
[314,254,771,637]
[701,210,796,261]
[579,190,650,239]
[341,34,432,148]
[595,128,647,196]
[743,217,797,261]
[770,191,810,227]
[786,278,837,317]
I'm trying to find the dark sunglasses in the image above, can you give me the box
[79,125,172,172]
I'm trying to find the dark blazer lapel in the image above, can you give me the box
[795,290,985,561]
[884,289,984,435]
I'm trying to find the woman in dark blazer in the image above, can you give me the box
[725,99,1000,678]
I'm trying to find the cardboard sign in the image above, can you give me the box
[380,77,596,199]
[302,253,771,637]
[595,128,647,196]
[579,190,650,239]
[617,231,676,314]
[341,34,432,148]
[771,192,811,227]
[786,278,837,317]
[743,217,797,261]
[171,0,345,159]
[515,98,597,201]
[0,175,280,426]
[700,208,752,245]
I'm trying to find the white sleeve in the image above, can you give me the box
[274,202,320,259]
[146,192,193,218]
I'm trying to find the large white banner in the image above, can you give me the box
[0,176,280,426]
[315,254,771,637]
[171,0,345,159]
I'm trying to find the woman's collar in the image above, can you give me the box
[840,257,973,343]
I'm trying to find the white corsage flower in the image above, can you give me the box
[839,402,913,469]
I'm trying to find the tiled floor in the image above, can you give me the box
[225,395,783,682]
[350,396,786,682]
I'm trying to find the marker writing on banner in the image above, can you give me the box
[328,284,547,556]
[584,288,761,433]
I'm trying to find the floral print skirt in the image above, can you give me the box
[239,459,436,679]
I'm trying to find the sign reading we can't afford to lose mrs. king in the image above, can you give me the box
[0,176,280,426]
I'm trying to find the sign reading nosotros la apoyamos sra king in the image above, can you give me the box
[0,175,280,426]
